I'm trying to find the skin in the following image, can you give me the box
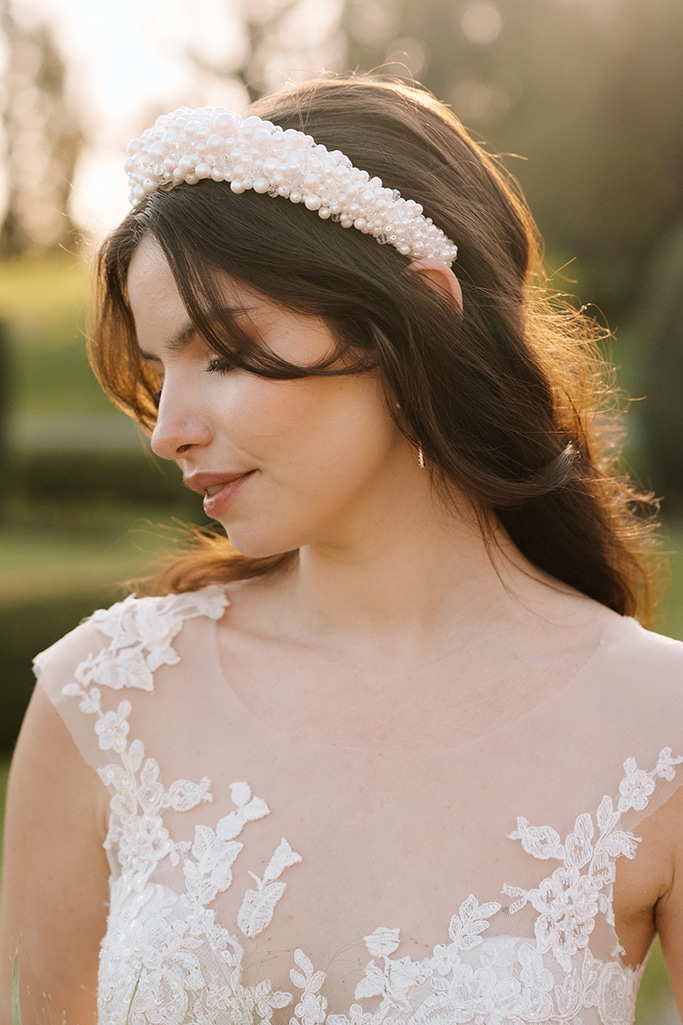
[1,237,681,1021]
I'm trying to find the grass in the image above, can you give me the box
[637,940,677,1023]
[0,255,115,417]
[656,522,683,641]
[0,507,187,604]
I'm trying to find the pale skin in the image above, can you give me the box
[1,238,682,1022]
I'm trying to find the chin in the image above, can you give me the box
[223,526,300,561]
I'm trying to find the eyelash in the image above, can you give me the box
[207,356,235,374]
[147,355,234,407]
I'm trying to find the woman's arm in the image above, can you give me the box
[657,784,683,1013]
[0,684,110,1025]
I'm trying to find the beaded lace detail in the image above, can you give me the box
[54,589,680,1025]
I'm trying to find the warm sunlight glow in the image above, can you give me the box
[15,0,250,236]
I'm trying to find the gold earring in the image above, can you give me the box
[418,445,426,469]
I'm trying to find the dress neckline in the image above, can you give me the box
[206,595,638,755]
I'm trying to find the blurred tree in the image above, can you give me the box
[339,0,683,502]
[630,222,683,509]
[186,0,345,103]
[0,316,9,521]
[0,0,83,255]
[340,0,683,324]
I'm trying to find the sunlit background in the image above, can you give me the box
[1,1,683,1017]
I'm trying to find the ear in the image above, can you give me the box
[405,257,463,314]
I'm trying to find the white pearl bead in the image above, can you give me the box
[126,106,458,265]
[213,112,239,132]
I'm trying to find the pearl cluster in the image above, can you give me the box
[125,106,459,267]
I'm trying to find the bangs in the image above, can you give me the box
[90,180,412,431]
[150,217,380,383]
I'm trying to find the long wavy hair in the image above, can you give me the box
[89,76,660,621]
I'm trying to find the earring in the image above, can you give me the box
[418,445,426,469]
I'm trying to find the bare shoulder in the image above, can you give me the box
[35,584,231,692]
[0,667,109,1024]
[595,614,683,700]
[598,618,683,985]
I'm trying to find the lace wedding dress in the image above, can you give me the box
[36,586,683,1025]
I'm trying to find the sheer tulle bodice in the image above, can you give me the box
[36,587,683,1025]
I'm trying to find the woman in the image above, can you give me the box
[1,76,682,1025]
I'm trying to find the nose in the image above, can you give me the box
[150,385,212,461]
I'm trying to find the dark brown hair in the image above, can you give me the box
[89,76,660,620]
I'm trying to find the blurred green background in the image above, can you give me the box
[1,0,682,1018]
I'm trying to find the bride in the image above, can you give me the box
[1,76,682,1025]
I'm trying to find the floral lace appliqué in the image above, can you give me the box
[505,747,683,973]
[60,589,681,1025]
[63,590,301,1024]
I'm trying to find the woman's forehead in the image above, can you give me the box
[127,236,335,367]
[127,238,264,333]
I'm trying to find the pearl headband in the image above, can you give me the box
[125,106,459,267]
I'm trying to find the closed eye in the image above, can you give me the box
[207,356,236,374]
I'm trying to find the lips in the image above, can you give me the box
[184,471,250,495]
[184,471,255,518]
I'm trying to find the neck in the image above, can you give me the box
[259,486,586,658]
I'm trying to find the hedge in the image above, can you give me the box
[1,447,216,751]
[0,587,131,752]
[11,448,200,511]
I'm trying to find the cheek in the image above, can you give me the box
[222,379,320,451]
[215,375,395,467]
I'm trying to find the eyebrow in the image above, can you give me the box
[138,320,198,362]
